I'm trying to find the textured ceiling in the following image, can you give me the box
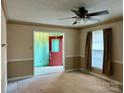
[6,0,123,27]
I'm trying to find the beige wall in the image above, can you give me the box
[7,23,80,78]
[80,21,123,63]
[1,6,7,93]
[80,57,123,82]
[7,60,33,78]
[7,23,80,60]
[80,21,123,82]
[8,57,80,78]
[7,20,123,82]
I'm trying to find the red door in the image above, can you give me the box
[49,36,63,66]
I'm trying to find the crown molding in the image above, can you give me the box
[7,20,80,30]
[1,0,9,20]
[79,16,123,30]
[7,16,122,30]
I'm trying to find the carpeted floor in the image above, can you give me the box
[7,71,122,93]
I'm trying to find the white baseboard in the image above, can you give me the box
[65,68,80,72]
[8,75,33,82]
[80,68,123,85]
[8,58,33,62]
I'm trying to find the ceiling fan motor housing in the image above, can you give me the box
[79,7,88,18]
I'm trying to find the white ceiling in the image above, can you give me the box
[6,0,123,27]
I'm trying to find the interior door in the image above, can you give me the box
[49,36,63,66]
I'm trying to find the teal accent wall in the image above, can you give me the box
[34,32,49,67]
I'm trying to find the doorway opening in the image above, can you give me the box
[33,32,64,76]
[92,30,104,70]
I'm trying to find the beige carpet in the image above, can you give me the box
[7,71,122,93]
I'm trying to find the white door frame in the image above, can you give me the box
[33,31,65,75]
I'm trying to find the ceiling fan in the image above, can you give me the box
[59,7,109,25]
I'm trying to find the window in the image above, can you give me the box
[92,30,104,69]
[52,39,60,52]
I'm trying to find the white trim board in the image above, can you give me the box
[8,58,33,62]
[65,55,81,57]
[7,56,123,64]
[112,60,123,64]
[7,55,81,62]
[80,68,123,85]
[8,75,33,82]
[79,55,85,57]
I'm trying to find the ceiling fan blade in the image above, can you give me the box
[88,17,101,22]
[87,10,109,16]
[72,20,77,25]
[58,16,77,20]
[71,9,82,16]
[77,18,81,23]
[72,17,81,25]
